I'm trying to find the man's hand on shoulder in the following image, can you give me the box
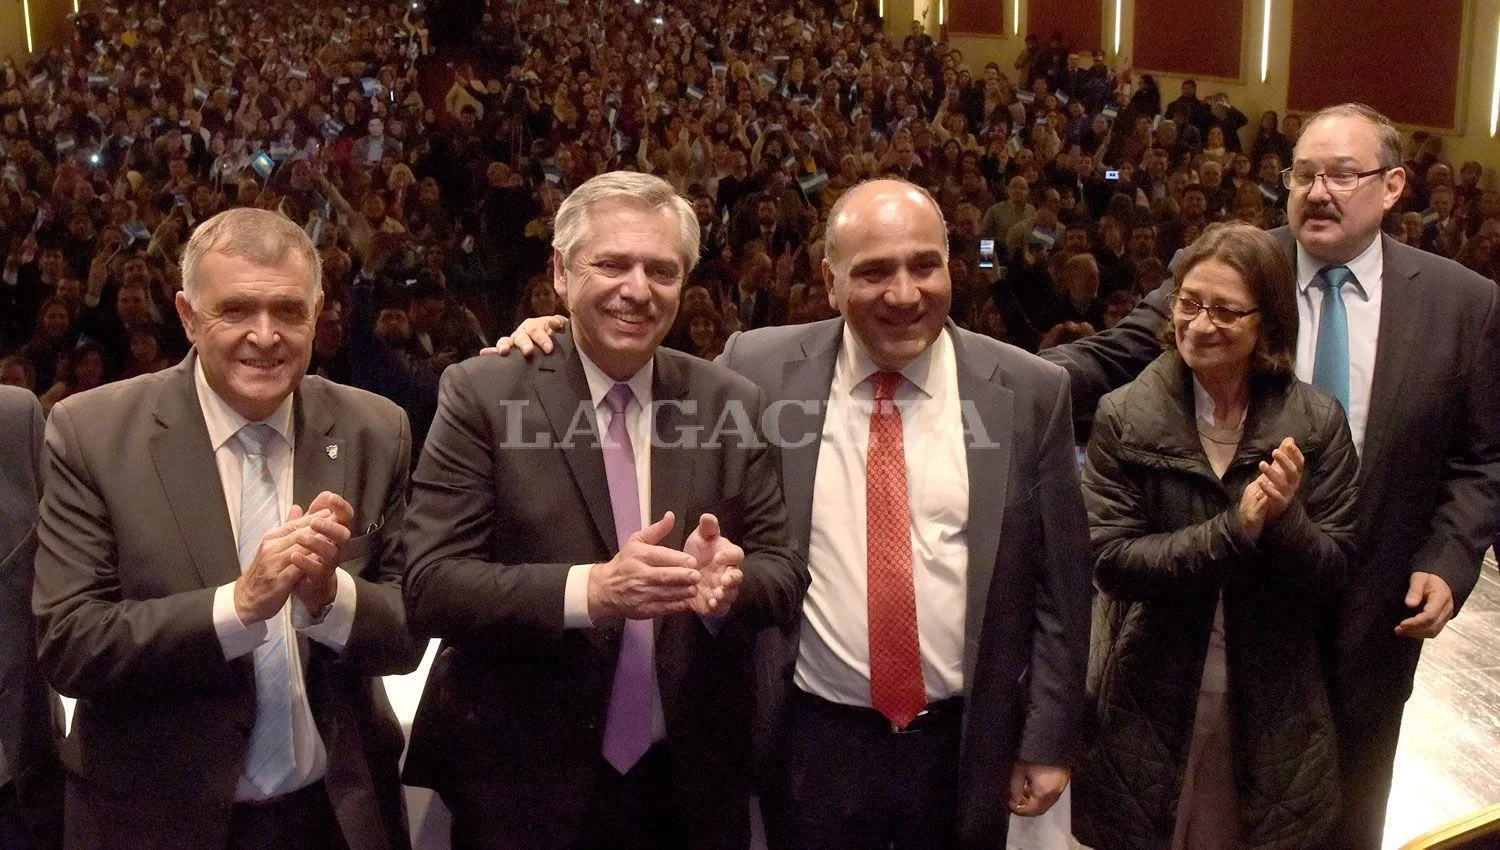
[587,512,702,623]
[482,314,568,357]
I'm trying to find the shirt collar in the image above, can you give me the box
[1296,234,1382,303]
[836,322,945,400]
[194,357,294,451]
[576,345,654,411]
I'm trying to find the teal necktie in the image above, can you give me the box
[235,423,297,796]
[1312,266,1353,413]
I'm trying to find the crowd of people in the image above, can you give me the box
[2,0,1500,848]
[2,0,1495,442]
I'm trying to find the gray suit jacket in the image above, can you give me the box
[1047,229,1500,704]
[720,319,1092,848]
[32,356,422,850]
[0,386,62,848]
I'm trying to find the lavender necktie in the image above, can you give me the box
[600,382,655,773]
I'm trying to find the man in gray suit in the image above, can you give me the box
[33,208,422,850]
[496,179,1092,849]
[0,386,61,850]
[1048,103,1500,847]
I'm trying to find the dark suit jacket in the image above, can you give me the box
[1045,228,1500,720]
[0,387,62,849]
[401,332,806,849]
[719,319,1093,848]
[32,355,422,850]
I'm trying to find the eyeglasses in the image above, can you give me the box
[1281,166,1391,193]
[1170,293,1260,328]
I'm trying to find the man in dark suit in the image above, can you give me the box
[0,387,62,850]
[493,178,1092,849]
[33,208,422,850]
[1046,103,1500,848]
[401,171,806,850]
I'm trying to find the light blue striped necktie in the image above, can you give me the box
[1312,265,1354,413]
[234,423,297,796]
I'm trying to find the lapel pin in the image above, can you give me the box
[325,444,339,460]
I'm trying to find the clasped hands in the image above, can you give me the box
[233,491,353,625]
[587,511,745,623]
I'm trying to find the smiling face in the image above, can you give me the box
[175,250,321,422]
[552,197,684,380]
[1173,258,1261,383]
[824,180,951,371]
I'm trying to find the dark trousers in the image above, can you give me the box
[781,690,962,850]
[573,743,682,850]
[1328,698,1407,850]
[0,783,27,850]
[228,781,347,850]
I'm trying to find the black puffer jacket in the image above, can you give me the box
[1072,352,1360,850]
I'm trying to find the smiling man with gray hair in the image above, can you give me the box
[33,206,421,850]
[400,170,806,849]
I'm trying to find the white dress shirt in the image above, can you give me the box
[1295,237,1382,455]
[561,350,665,742]
[198,362,357,802]
[796,327,971,707]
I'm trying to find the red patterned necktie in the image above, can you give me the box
[866,370,926,729]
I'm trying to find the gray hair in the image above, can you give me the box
[1299,103,1405,168]
[180,208,322,306]
[552,171,700,275]
[824,178,949,269]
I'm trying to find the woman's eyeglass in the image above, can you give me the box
[1170,294,1260,328]
[1281,166,1391,193]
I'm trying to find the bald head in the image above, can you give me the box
[825,178,949,270]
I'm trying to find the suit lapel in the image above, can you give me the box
[1361,236,1423,491]
[778,321,842,554]
[952,328,1013,687]
[291,381,346,513]
[148,357,240,589]
[649,352,694,550]
[536,334,617,551]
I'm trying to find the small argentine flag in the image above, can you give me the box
[87,73,109,88]
[29,72,47,89]
[123,220,151,246]
[288,65,308,81]
[250,151,275,180]
[118,134,135,148]
[611,132,629,153]
[798,170,829,194]
[194,84,210,103]
[1055,90,1070,106]
[55,136,76,155]
[1016,90,1035,105]
[770,54,789,64]
[1007,135,1023,155]
[758,70,778,89]
[306,214,326,247]
[711,62,727,76]
[1101,105,1118,122]
[605,105,618,128]
[269,143,293,161]
[219,54,236,69]
[781,154,797,170]
[1150,113,1163,131]
[1030,227,1058,248]
[1259,183,1278,203]
[685,85,704,102]
[543,165,563,188]
[360,77,382,98]
[1421,209,1440,227]
[746,120,763,142]
[322,117,345,137]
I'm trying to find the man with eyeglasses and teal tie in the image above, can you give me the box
[1045,102,1500,848]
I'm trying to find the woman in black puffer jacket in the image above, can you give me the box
[1071,223,1360,849]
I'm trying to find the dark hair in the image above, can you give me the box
[1159,222,1298,376]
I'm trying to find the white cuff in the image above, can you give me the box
[213,582,269,660]
[563,563,595,629]
[295,568,357,652]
